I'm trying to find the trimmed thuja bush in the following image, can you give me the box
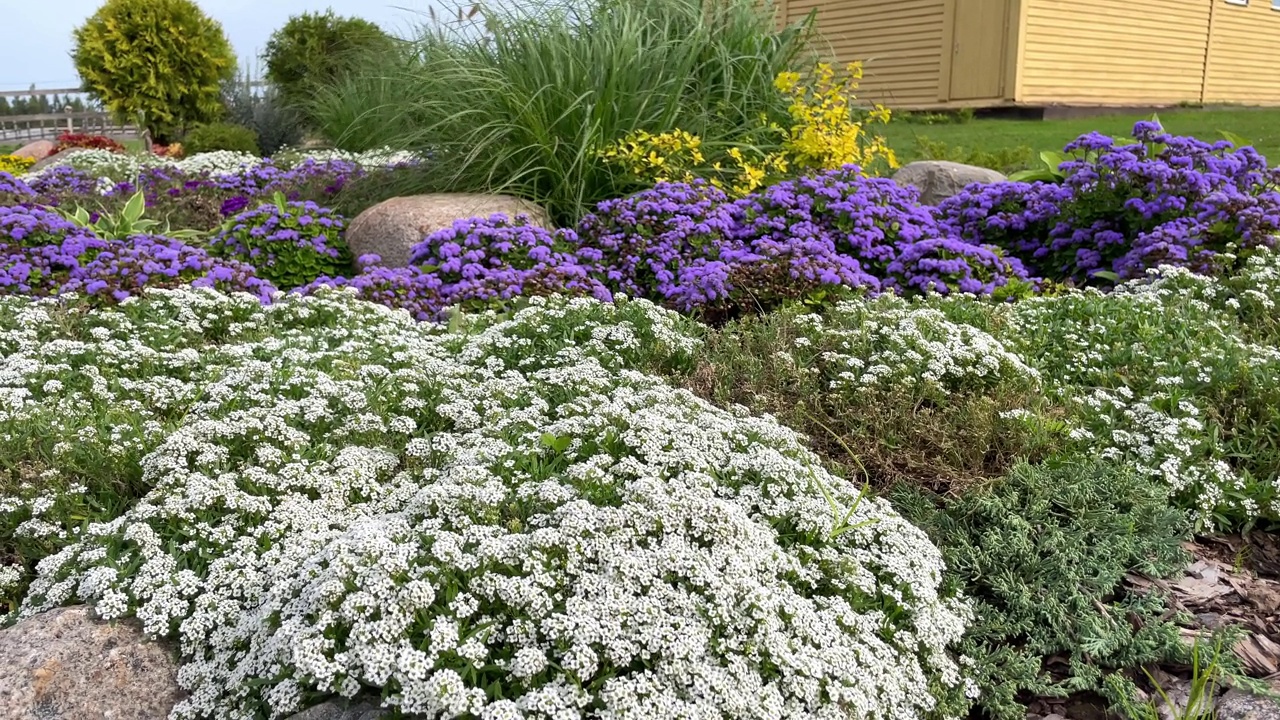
[72,0,237,142]
[310,0,813,225]
[4,289,971,720]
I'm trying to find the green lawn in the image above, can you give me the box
[882,107,1280,168]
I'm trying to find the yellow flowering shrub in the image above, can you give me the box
[600,62,898,196]
[0,154,36,175]
[773,61,898,174]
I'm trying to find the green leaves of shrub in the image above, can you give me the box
[890,460,1193,720]
[62,189,204,241]
[182,123,261,156]
[72,0,236,142]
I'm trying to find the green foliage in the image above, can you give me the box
[913,136,1034,174]
[61,189,204,241]
[220,79,304,156]
[72,0,237,142]
[262,10,396,122]
[182,122,262,155]
[309,0,814,225]
[683,297,1059,490]
[210,193,353,290]
[890,460,1194,720]
[898,108,976,125]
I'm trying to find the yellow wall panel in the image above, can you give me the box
[1017,0,1210,104]
[1203,2,1280,104]
[787,0,949,107]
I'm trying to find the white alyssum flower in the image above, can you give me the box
[2,287,967,720]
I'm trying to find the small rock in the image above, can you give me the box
[10,140,56,162]
[29,148,95,173]
[0,605,184,720]
[285,698,390,720]
[1217,688,1280,720]
[892,160,1007,205]
[345,194,553,268]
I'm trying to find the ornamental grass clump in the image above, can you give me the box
[308,0,812,225]
[409,214,611,312]
[210,195,353,290]
[6,288,970,720]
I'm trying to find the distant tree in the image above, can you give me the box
[11,98,29,115]
[0,98,10,116]
[72,0,237,142]
[262,10,395,120]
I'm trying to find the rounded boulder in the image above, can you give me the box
[345,194,553,268]
[893,160,1008,206]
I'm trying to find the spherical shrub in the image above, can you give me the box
[182,122,262,156]
[263,10,396,115]
[72,0,236,142]
[409,214,610,311]
[574,181,741,310]
[210,198,353,290]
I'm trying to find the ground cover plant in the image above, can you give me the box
[1,119,1279,720]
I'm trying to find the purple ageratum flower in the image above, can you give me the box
[574,181,742,309]
[937,121,1280,284]
[210,200,353,290]
[23,166,101,208]
[63,235,277,304]
[409,213,609,311]
[886,237,1030,296]
[220,196,251,217]
[0,171,36,205]
[0,204,99,248]
[295,265,448,322]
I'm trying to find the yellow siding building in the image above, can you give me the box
[777,0,1280,108]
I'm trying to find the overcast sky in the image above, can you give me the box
[0,0,442,91]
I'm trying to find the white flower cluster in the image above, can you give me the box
[3,288,967,720]
[20,146,423,185]
[792,296,1040,399]
[1009,254,1280,526]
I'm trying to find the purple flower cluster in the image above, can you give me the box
[406,214,611,311]
[0,171,36,206]
[937,122,1280,283]
[1,205,95,248]
[0,218,274,303]
[65,235,276,303]
[574,182,740,309]
[568,169,1030,317]
[210,199,353,290]
[23,166,102,208]
[296,265,446,322]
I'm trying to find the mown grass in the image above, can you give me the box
[883,107,1280,167]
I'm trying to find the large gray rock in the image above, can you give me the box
[285,698,391,720]
[345,194,553,268]
[892,160,1007,205]
[0,605,184,719]
[1217,688,1280,720]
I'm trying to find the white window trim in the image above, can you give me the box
[1225,0,1248,6]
